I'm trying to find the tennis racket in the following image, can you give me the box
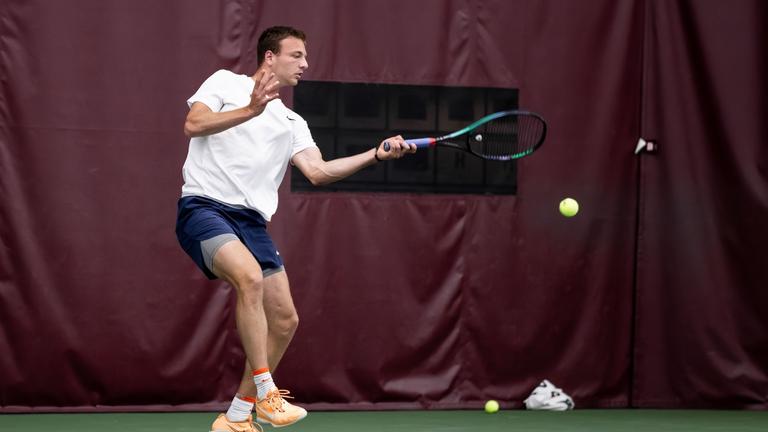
[383,110,547,161]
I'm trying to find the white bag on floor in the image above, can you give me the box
[524,379,575,411]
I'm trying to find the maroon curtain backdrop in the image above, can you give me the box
[633,0,768,408]
[0,0,765,412]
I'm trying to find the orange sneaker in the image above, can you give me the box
[254,388,308,428]
[210,413,262,432]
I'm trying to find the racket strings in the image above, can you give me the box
[469,115,545,160]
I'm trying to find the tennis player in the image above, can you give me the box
[176,26,415,432]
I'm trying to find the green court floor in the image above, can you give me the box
[1,410,766,432]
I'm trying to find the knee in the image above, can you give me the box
[287,312,299,333]
[274,309,299,338]
[234,272,265,301]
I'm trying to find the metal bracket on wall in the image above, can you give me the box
[634,137,659,155]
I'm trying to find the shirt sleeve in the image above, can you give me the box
[290,115,318,158]
[186,70,229,112]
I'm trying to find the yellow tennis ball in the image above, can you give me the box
[559,198,579,217]
[484,400,500,413]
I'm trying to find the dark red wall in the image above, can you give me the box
[1,0,766,411]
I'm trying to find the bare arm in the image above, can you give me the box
[183,71,280,137]
[292,136,416,186]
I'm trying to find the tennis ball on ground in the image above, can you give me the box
[484,400,500,413]
[559,198,579,217]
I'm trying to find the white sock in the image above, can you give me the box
[225,395,255,422]
[253,369,278,400]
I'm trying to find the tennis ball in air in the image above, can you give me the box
[559,198,579,217]
[484,400,500,413]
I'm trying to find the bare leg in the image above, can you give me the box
[211,241,270,375]
[235,270,299,397]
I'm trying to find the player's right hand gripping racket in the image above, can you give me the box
[383,110,547,161]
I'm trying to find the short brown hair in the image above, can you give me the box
[257,26,307,65]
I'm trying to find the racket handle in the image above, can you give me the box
[383,138,435,151]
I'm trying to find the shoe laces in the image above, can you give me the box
[265,388,293,413]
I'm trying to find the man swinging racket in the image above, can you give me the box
[175,26,415,432]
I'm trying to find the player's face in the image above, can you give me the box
[269,37,308,87]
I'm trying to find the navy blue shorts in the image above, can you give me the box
[175,196,284,280]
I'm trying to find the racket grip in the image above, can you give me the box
[383,138,434,151]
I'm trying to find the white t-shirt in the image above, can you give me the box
[181,69,317,221]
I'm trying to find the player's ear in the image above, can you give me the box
[265,50,275,64]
